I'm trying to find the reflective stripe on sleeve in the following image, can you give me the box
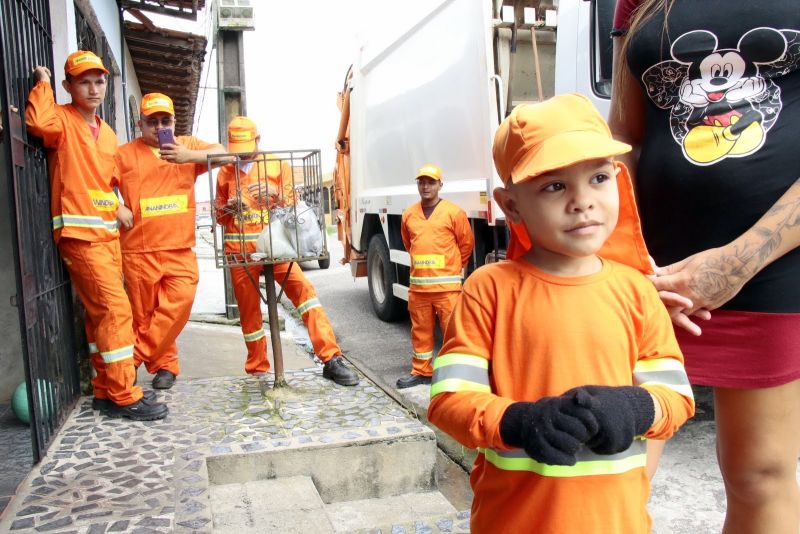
[296,298,321,316]
[634,358,694,398]
[409,275,463,286]
[100,345,134,364]
[430,353,491,397]
[481,439,647,477]
[243,328,266,342]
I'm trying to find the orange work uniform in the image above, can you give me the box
[428,259,696,534]
[116,137,215,376]
[215,159,341,374]
[25,80,142,406]
[401,199,474,376]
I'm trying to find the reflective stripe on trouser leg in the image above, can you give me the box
[86,318,108,400]
[230,264,270,374]
[58,238,142,406]
[275,262,341,362]
[123,249,199,376]
[409,291,436,376]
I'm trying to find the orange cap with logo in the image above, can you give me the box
[227,116,258,153]
[416,164,443,181]
[140,93,175,116]
[493,93,651,273]
[64,50,109,77]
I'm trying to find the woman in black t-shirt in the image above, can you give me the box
[610,1,800,532]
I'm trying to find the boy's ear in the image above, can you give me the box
[493,186,521,223]
[61,79,71,95]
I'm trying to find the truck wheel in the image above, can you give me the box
[367,234,406,322]
[318,257,330,270]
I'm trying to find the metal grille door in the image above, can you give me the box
[0,0,81,462]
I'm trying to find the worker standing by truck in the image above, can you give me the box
[397,165,474,389]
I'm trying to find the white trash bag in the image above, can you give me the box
[277,201,323,258]
[252,215,297,261]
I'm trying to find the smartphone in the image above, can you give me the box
[157,128,176,149]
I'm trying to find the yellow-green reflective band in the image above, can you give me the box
[243,329,266,342]
[297,298,321,316]
[433,353,489,371]
[410,275,462,285]
[53,215,118,232]
[87,342,98,354]
[224,233,260,242]
[634,359,693,398]
[432,363,489,387]
[413,350,434,359]
[430,378,491,398]
[482,440,647,477]
[100,345,134,364]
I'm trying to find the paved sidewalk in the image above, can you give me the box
[0,324,469,533]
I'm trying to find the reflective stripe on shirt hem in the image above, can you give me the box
[53,215,119,232]
[481,439,647,477]
[409,275,462,286]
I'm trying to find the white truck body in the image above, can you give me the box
[343,0,616,319]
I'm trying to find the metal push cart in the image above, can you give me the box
[206,149,328,387]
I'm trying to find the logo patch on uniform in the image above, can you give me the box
[88,189,119,212]
[140,195,188,217]
[413,254,445,269]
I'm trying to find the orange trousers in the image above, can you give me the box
[58,238,142,406]
[122,249,199,376]
[408,291,460,377]
[231,262,341,374]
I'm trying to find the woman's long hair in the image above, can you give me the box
[613,0,675,117]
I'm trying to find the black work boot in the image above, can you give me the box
[322,355,359,386]
[152,369,177,390]
[92,390,156,412]
[107,399,169,421]
[396,374,432,389]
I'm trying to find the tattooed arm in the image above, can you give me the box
[653,178,800,313]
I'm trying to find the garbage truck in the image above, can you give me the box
[334,0,618,321]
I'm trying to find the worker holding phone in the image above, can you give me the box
[115,93,224,390]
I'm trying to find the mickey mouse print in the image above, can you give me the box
[641,27,800,166]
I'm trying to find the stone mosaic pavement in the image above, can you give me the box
[0,369,459,533]
[0,402,33,516]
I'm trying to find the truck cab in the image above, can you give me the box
[336,0,618,321]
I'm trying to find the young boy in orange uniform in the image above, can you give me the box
[215,116,359,386]
[115,93,224,389]
[428,94,695,533]
[397,165,474,389]
[25,51,167,420]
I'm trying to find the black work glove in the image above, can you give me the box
[568,385,655,455]
[499,389,599,466]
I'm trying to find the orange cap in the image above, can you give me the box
[415,164,443,181]
[227,116,258,153]
[64,50,109,77]
[140,93,175,116]
[492,93,631,186]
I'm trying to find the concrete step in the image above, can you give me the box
[210,475,460,533]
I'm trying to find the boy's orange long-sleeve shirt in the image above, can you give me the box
[116,137,215,252]
[215,158,295,255]
[428,258,695,534]
[401,199,474,293]
[25,81,120,243]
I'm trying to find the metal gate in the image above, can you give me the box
[0,0,81,462]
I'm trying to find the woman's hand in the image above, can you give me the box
[652,245,751,314]
[648,258,711,336]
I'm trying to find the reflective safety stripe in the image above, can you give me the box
[296,298,321,316]
[482,439,647,477]
[224,233,260,242]
[88,342,98,354]
[53,215,119,232]
[409,275,462,286]
[243,328,266,342]
[634,358,694,399]
[413,350,434,360]
[100,345,134,364]
[430,353,491,397]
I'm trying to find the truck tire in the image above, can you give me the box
[367,234,407,322]
[318,257,330,270]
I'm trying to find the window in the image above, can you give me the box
[592,0,617,97]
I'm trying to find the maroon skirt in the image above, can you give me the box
[677,310,800,389]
